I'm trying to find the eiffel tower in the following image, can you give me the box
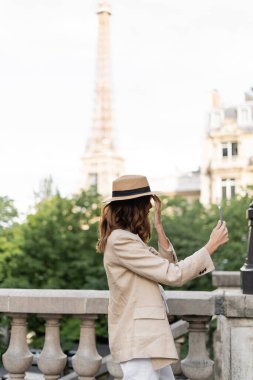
[82,0,124,196]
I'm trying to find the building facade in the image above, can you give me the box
[81,1,124,197]
[200,89,253,205]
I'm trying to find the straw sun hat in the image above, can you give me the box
[104,175,156,203]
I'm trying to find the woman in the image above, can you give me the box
[97,175,228,380]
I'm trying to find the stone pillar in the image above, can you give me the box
[2,314,33,380]
[171,336,185,376]
[38,315,67,380]
[215,308,253,379]
[72,315,102,380]
[106,357,123,380]
[181,316,213,380]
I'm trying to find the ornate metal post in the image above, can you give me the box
[241,202,253,294]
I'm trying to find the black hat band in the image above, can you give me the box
[112,186,151,197]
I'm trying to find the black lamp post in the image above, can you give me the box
[241,202,253,294]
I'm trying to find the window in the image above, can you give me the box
[232,142,238,156]
[88,173,98,192]
[222,181,227,199]
[221,178,236,200]
[238,106,252,125]
[222,143,228,157]
[221,141,238,158]
[241,108,248,121]
[231,181,236,197]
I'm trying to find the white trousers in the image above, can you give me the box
[120,358,175,380]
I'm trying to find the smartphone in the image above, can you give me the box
[217,205,223,222]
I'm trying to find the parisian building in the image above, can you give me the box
[200,88,253,205]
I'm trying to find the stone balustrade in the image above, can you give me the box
[212,270,241,289]
[0,287,252,380]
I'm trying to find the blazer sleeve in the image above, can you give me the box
[113,234,215,287]
[158,239,178,263]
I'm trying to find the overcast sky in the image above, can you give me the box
[1,0,253,213]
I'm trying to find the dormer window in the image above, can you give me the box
[221,141,238,158]
[238,106,252,125]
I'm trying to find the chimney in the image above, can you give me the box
[211,89,221,108]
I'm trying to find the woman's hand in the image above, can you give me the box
[152,195,162,231]
[205,221,229,256]
[152,195,170,250]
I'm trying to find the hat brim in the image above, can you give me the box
[103,191,157,204]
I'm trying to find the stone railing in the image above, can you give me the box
[0,287,252,380]
[212,270,241,289]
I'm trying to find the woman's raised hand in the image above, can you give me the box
[152,195,171,250]
[152,195,162,230]
[205,221,229,256]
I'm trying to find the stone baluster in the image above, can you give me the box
[107,357,123,380]
[171,336,185,376]
[72,315,102,380]
[181,316,213,380]
[2,314,33,380]
[38,315,67,380]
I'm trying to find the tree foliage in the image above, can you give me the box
[0,190,106,290]
[0,196,22,287]
[0,196,18,229]
[1,190,250,293]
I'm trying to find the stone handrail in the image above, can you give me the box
[212,270,240,288]
[0,288,252,380]
[0,289,109,315]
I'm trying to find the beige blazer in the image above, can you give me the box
[103,229,215,369]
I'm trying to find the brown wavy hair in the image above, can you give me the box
[96,195,152,253]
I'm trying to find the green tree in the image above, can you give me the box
[0,196,22,287]
[212,194,250,271]
[1,190,106,290]
[33,176,57,203]
[0,196,18,229]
